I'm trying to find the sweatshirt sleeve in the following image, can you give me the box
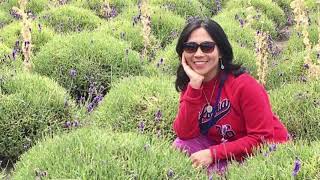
[209,75,274,161]
[173,84,203,139]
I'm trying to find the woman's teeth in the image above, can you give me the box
[194,61,207,65]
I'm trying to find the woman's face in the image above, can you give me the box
[183,27,221,82]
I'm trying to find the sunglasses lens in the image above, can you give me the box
[183,42,198,53]
[200,42,215,53]
[183,42,215,53]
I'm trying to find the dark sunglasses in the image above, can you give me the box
[183,41,216,54]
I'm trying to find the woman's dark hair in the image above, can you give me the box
[175,17,246,92]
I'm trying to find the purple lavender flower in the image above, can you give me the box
[138,121,145,133]
[155,109,162,123]
[300,76,307,82]
[292,157,301,176]
[268,144,277,152]
[87,103,94,113]
[303,64,309,69]
[167,168,174,178]
[69,69,77,78]
[65,121,71,128]
[72,120,79,127]
[239,19,244,27]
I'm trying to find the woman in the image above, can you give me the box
[172,17,288,174]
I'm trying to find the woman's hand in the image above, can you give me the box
[181,53,204,89]
[190,149,213,169]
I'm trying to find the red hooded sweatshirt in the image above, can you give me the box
[173,72,288,162]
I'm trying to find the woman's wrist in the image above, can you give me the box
[189,77,204,89]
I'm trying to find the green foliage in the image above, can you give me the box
[92,76,179,139]
[0,71,75,161]
[149,6,185,48]
[272,0,292,10]
[74,0,136,18]
[95,18,158,53]
[33,31,143,98]
[0,9,13,28]
[0,21,21,48]
[0,21,55,55]
[229,7,277,38]
[213,13,255,49]
[0,43,11,57]
[150,0,211,18]
[266,51,305,90]
[225,141,320,179]
[0,0,49,14]
[144,39,179,76]
[230,40,257,78]
[269,80,320,141]
[118,5,185,48]
[283,31,305,56]
[12,127,207,179]
[38,5,102,33]
[225,0,286,28]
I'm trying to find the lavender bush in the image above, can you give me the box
[269,79,320,141]
[118,5,185,48]
[32,31,143,100]
[95,19,156,53]
[12,127,208,179]
[0,9,13,28]
[0,70,76,163]
[92,76,179,140]
[0,0,48,15]
[38,5,102,33]
[150,0,211,18]
[225,0,286,28]
[0,21,55,56]
[224,141,320,179]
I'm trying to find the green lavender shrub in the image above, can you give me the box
[0,21,55,55]
[118,5,185,48]
[0,9,13,28]
[92,76,179,140]
[0,70,76,162]
[38,5,102,33]
[269,80,320,141]
[144,39,179,76]
[33,31,143,99]
[95,18,158,53]
[266,51,305,90]
[213,12,256,49]
[71,0,136,18]
[223,141,320,179]
[0,0,48,15]
[150,0,211,18]
[220,8,277,38]
[0,43,11,57]
[0,21,21,48]
[12,127,208,179]
[272,0,292,10]
[225,0,285,28]
[230,40,257,78]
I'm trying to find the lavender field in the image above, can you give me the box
[0,0,319,179]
